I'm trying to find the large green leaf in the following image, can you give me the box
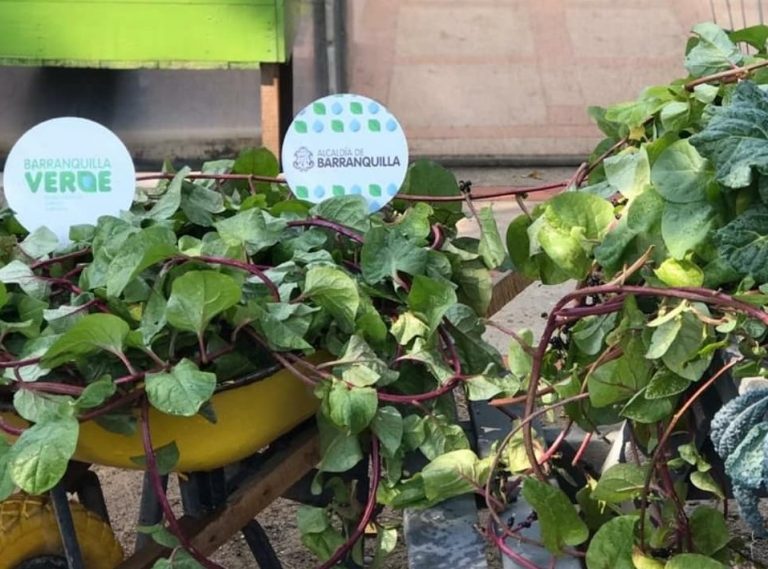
[243,302,315,351]
[42,313,129,366]
[520,478,588,553]
[661,310,712,381]
[14,390,74,423]
[326,382,378,434]
[588,338,651,407]
[421,449,487,502]
[690,81,768,189]
[0,260,48,299]
[361,226,428,285]
[214,209,287,255]
[147,167,188,220]
[661,201,715,260]
[145,358,217,417]
[9,418,79,494]
[651,140,712,203]
[531,192,614,278]
[407,275,456,333]
[714,207,768,283]
[395,160,463,226]
[372,406,403,457]
[106,225,178,297]
[311,195,371,233]
[0,440,15,502]
[684,22,743,77]
[604,147,650,199]
[180,182,225,226]
[303,265,359,331]
[665,554,726,569]
[689,506,730,556]
[476,206,506,269]
[166,271,241,335]
[20,227,59,259]
[318,419,364,473]
[586,516,638,569]
[592,464,647,503]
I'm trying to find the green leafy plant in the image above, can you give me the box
[0,149,515,566]
[492,21,768,569]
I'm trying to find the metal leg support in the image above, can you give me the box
[135,472,169,552]
[50,484,85,569]
[241,520,283,569]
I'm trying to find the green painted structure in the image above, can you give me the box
[0,0,299,68]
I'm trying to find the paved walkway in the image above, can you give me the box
[347,0,755,159]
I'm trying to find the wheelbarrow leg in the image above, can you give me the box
[50,484,85,569]
[242,520,283,569]
[135,472,169,552]
[74,469,110,524]
[180,470,283,569]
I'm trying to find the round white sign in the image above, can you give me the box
[4,117,135,245]
[281,94,409,212]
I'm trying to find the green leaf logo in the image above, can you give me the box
[331,120,344,133]
[294,121,308,133]
[350,102,363,115]
[313,102,327,115]
[368,120,381,132]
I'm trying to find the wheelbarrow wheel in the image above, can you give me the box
[0,493,124,569]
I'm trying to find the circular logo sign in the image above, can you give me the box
[4,117,135,245]
[281,94,409,212]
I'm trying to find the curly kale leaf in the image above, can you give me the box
[726,423,768,488]
[733,484,767,537]
[710,388,768,455]
[711,389,768,536]
[690,81,768,190]
[714,208,768,284]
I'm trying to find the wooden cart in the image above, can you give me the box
[0,0,298,157]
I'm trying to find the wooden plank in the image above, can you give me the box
[0,1,297,67]
[488,271,532,317]
[117,425,320,569]
[260,60,293,161]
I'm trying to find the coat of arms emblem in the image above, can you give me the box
[293,147,314,172]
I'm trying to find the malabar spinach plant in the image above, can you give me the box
[0,148,515,567]
[490,22,768,569]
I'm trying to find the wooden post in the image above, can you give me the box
[260,59,294,163]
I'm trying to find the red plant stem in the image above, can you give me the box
[571,431,593,467]
[523,284,768,481]
[483,393,590,538]
[486,517,548,569]
[287,219,365,244]
[429,224,445,250]
[438,325,462,376]
[638,358,741,551]
[684,58,768,91]
[17,382,84,396]
[536,419,573,465]
[317,437,381,569]
[395,181,568,203]
[31,249,91,270]
[377,377,461,403]
[0,417,24,436]
[184,255,280,301]
[140,400,224,569]
[0,357,42,369]
[78,389,144,422]
[136,172,284,184]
